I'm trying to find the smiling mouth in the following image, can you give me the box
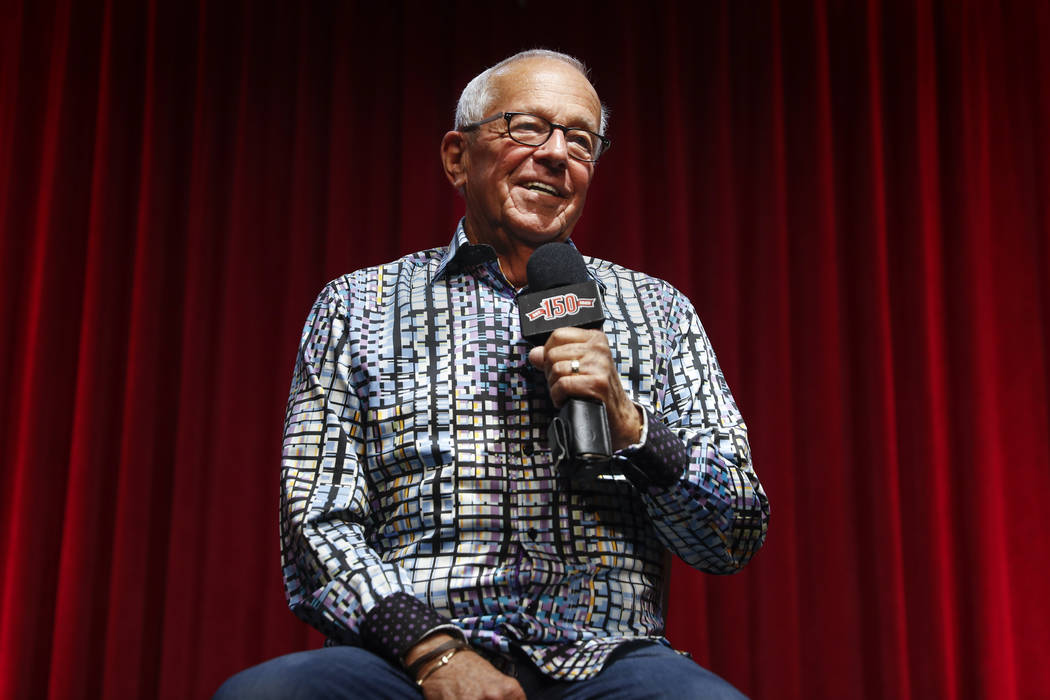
[523,182,564,198]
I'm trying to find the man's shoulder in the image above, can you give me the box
[322,246,449,293]
[582,254,685,301]
[581,254,701,339]
[353,246,448,279]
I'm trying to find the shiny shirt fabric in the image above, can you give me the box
[280,223,769,680]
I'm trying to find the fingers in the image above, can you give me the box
[541,325,600,351]
[527,344,546,369]
[548,368,602,407]
[420,649,526,700]
[527,328,643,450]
[526,328,593,371]
[529,329,616,406]
[538,328,609,369]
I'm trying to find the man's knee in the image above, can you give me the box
[681,664,748,700]
[590,643,747,700]
[212,646,415,700]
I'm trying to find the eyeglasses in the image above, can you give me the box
[461,112,611,163]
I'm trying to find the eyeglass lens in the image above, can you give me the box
[507,113,602,161]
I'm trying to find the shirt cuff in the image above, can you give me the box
[359,592,463,662]
[617,408,688,488]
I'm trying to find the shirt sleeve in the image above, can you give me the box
[620,292,769,574]
[280,282,460,661]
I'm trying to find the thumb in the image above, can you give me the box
[528,345,546,369]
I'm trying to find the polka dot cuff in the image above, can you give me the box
[619,409,688,488]
[359,592,461,662]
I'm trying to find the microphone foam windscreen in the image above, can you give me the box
[526,242,590,291]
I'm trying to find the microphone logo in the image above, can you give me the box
[525,293,596,322]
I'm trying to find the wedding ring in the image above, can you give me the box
[570,359,580,374]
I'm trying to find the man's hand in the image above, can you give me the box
[404,634,524,700]
[418,649,525,700]
[528,327,644,451]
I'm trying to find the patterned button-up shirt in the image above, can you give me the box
[280,223,769,681]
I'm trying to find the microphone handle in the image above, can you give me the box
[548,397,613,480]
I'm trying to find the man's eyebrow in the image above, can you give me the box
[567,118,599,131]
[521,108,599,131]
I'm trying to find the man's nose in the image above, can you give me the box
[533,128,569,168]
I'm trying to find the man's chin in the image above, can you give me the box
[507,215,574,245]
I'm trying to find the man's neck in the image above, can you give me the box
[463,221,562,289]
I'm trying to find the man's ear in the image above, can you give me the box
[440,131,469,190]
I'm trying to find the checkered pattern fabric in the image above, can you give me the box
[280,222,768,680]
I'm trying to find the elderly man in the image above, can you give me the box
[216,50,768,699]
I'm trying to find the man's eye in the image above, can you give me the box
[568,132,595,149]
[515,119,545,133]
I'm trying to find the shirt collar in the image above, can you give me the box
[432,220,498,281]
[432,220,608,294]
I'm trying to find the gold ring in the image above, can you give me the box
[570,359,580,374]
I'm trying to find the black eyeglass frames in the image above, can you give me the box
[460,112,610,163]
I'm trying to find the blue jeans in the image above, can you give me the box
[213,642,748,699]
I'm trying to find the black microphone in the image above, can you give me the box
[518,242,612,480]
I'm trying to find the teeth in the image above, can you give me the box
[526,182,560,196]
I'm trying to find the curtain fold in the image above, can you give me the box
[2,1,1048,698]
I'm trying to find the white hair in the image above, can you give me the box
[454,49,609,136]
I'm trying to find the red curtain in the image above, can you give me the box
[2,1,1048,698]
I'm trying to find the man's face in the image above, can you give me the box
[458,58,603,250]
